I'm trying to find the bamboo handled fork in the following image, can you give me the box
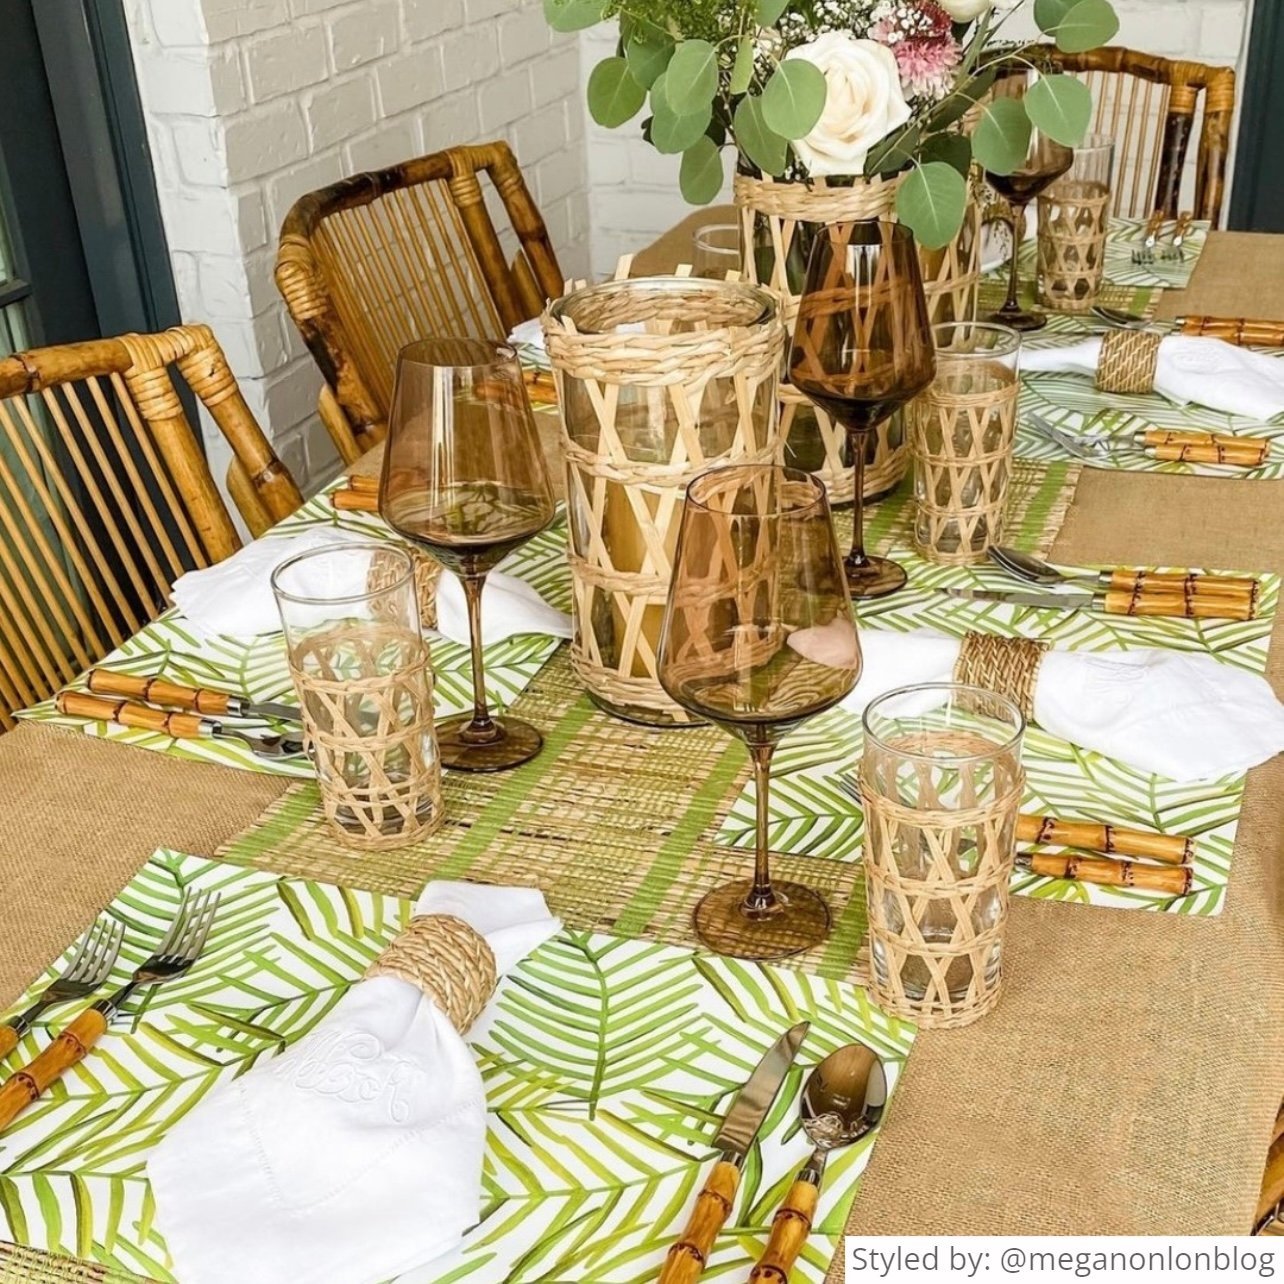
[0,918,124,1059]
[0,892,219,1132]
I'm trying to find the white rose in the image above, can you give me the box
[938,0,995,18]
[784,35,913,179]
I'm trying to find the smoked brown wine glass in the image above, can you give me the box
[658,465,862,959]
[790,220,935,599]
[986,129,1074,331]
[380,338,555,772]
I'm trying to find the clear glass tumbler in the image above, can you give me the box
[859,683,1025,1028]
[272,542,442,850]
[909,322,1021,566]
[692,223,741,279]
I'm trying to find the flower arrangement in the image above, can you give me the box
[544,0,1120,247]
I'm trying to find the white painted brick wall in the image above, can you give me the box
[571,0,1256,277]
[123,0,591,496]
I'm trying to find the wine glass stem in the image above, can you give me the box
[747,741,780,914]
[1003,205,1026,313]
[462,572,497,737]
[848,434,869,569]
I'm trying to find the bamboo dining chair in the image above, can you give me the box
[0,323,302,730]
[1009,48,1236,224]
[275,141,563,465]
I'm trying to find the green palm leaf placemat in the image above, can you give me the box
[716,548,1279,916]
[995,215,1210,291]
[0,851,914,1284]
[15,491,572,776]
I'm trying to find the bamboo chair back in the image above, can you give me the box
[0,324,302,730]
[1010,48,1235,224]
[275,142,563,463]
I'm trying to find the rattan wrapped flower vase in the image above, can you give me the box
[543,274,786,726]
[859,683,1026,1029]
[735,171,982,504]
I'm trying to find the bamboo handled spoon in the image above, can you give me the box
[748,1043,886,1284]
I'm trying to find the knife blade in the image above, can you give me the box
[943,586,1095,611]
[657,1020,808,1284]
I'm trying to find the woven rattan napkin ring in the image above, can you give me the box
[952,633,1050,721]
[1096,329,1163,394]
[365,914,497,1032]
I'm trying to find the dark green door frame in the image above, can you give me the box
[0,0,181,346]
[1230,0,1284,232]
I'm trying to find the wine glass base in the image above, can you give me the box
[845,556,908,600]
[437,714,543,772]
[985,307,1047,333]
[693,879,831,960]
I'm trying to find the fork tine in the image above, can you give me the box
[154,895,196,957]
[59,925,97,982]
[67,920,110,983]
[90,921,125,985]
[179,895,220,965]
[167,892,215,962]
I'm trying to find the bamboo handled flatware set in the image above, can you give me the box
[0,895,219,1133]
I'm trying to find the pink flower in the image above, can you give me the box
[870,2,961,100]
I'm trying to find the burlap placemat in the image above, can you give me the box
[0,724,286,1004]
[1154,231,1284,324]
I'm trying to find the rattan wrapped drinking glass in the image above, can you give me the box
[1037,134,1116,313]
[859,683,1025,1029]
[909,323,1021,566]
[272,543,442,850]
[543,275,785,726]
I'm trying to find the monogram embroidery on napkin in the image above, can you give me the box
[275,1027,427,1125]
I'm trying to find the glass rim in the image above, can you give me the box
[693,222,740,250]
[396,336,519,373]
[548,274,778,333]
[861,682,1026,761]
[930,321,1022,358]
[1073,132,1116,156]
[684,463,828,519]
[270,540,414,607]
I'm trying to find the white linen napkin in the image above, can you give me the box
[171,530,571,644]
[148,882,561,1284]
[1022,334,1284,421]
[838,627,1284,782]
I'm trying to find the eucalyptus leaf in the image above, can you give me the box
[542,0,606,33]
[921,131,973,178]
[662,39,719,116]
[972,97,1032,175]
[1032,0,1075,32]
[587,58,646,128]
[1050,0,1119,52]
[624,27,674,89]
[680,137,726,205]
[733,94,789,176]
[761,59,826,141]
[651,98,714,154]
[896,162,968,250]
[757,0,790,23]
[1025,73,1094,146]
[730,36,755,96]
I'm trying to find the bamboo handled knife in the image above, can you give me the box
[657,1021,808,1284]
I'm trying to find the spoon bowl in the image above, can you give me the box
[749,1043,887,1283]
[987,546,1067,587]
